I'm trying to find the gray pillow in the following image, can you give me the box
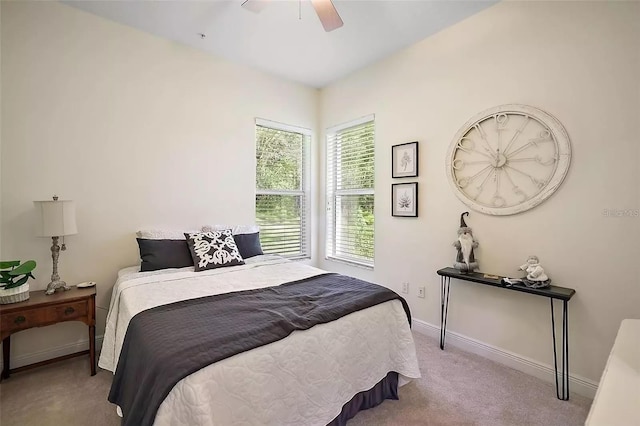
[137,239,194,272]
[233,232,264,259]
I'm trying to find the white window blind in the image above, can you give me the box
[326,115,375,267]
[255,119,310,259]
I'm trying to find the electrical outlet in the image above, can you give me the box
[401,282,409,294]
[418,286,425,298]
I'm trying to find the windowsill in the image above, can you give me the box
[286,255,312,262]
[325,256,374,271]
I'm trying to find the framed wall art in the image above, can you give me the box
[392,182,418,217]
[392,141,418,178]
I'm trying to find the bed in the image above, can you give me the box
[99,254,421,425]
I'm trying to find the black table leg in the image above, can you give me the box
[2,336,10,380]
[550,298,570,400]
[440,276,451,350]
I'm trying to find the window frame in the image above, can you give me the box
[325,115,375,269]
[255,118,311,260]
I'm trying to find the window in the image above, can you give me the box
[326,115,375,267]
[255,119,310,259]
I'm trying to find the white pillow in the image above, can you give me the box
[201,225,260,235]
[136,229,200,240]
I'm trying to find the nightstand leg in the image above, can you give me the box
[2,336,10,379]
[89,325,96,376]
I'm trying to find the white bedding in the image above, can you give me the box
[99,256,421,425]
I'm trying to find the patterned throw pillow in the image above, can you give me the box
[184,231,245,271]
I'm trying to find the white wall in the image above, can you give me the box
[0,2,318,362]
[318,1,639,386]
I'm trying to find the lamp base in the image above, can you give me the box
[45,280,71,295]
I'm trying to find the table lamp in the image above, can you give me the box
[34,196,78,295]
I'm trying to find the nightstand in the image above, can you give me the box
[0,286,96,379]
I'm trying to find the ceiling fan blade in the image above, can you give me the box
[310,0,344,32]
[241,0,271,14]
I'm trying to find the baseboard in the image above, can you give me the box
[1,335,104,371]
[411,318,598,399]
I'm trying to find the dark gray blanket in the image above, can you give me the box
[108,272,411,426]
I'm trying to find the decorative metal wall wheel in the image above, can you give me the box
[446,104,572,215]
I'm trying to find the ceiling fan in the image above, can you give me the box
[241,0,344,32]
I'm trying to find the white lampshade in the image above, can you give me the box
[34,199,78,237]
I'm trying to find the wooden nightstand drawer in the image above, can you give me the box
[0,301,87,333]
[1,309,45,333]
[47,300,87,322]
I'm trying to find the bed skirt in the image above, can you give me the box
[328,371,399,426]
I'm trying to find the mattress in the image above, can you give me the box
[99,255,421,425]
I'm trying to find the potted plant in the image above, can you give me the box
[0,260,36,304]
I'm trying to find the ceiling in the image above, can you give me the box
[63,0,497,88]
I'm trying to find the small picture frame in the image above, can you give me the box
[392,141,418,178]
[392,183,418,217]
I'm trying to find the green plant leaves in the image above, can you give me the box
[0,260,36,289]
[6,275,30,289]
[8,260,36,276]
[0,260,20,269]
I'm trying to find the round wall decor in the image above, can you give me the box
[446,104,571,215]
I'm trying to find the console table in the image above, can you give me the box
[437,267,576,400]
